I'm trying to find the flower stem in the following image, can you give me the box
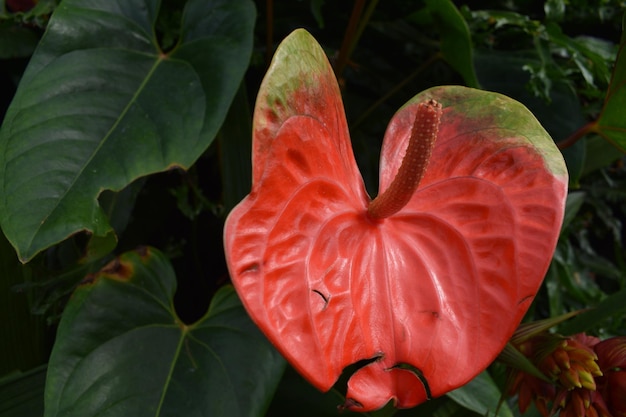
[368,99,442,220]
[556,121,597,150]
[352,53,440,130]
[334,0,366,78]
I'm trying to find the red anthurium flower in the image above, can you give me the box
[224,29,567,411]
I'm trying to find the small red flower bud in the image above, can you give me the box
[6,0,37,12]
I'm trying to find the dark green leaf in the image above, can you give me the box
[267,366,364,417]
[497,343,548,382]
[545,22,612,89]
[551,242,605,305]
[0,0,255,262]
[544,0,565,21]
[0,23,39,58]
[424,0,479,88]
[309,0,325,28]
[0,231,47,375]
[582,135,623,176]
[561,191,586,232]
[98,179,146,238]
[446,371,513,417]
[467,10,541,36]
[44,247,285,417]
[558,286,626,335]
[0,366,46,417]
[561,139,586,188]
[545,263,566,319]
[431,400,472,417]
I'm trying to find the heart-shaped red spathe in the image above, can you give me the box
[224,29,568,411]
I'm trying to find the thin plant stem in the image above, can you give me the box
[349,0,379,63]
[334,0,366,78]
[556,121,597,150]
[352,53,441,130]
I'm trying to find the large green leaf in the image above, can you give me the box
[446,371,513,417]
[44,247,285,417]
[0,0,255,262]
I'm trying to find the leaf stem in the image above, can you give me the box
[350,0,379,61]
[556,120,597,150]
[334,0,367,78]
[352,53,440,130]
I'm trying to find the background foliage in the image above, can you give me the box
[1,0,625,416]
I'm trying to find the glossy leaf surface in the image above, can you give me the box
[0,0,255,262]
[446,371,513,417]
[44,247,285,417]
[224,29,567,411]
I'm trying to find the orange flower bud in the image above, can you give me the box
[507,330,609,417]
[554,345,573,370]
[559,367,583,389]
